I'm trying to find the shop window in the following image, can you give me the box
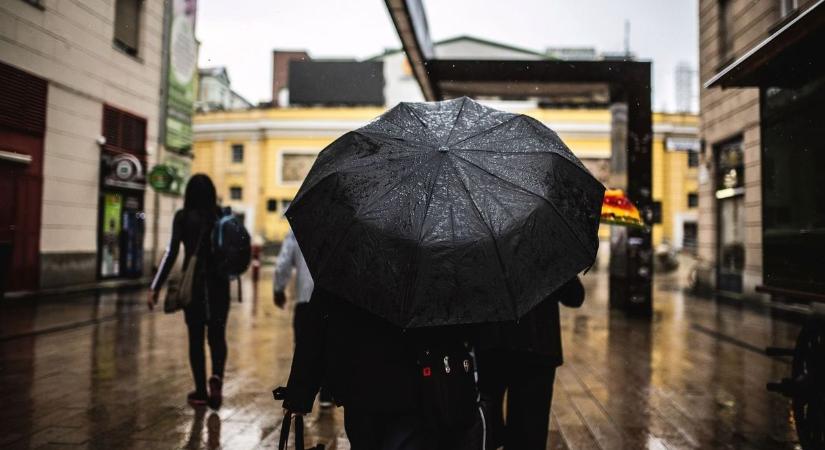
[688,151,699,168]
[231,144,244,163]
[715,137,745,293]
[114,0,142,56]
[229,186,242,200]
[267,199,278,212]
[687,192,698,208]
[762,77,825,293]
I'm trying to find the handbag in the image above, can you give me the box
[164,229,206,314]
[273,387,325,450]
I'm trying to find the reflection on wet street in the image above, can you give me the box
[0,267,802,449]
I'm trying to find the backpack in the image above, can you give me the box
[413,335,490,449]
[212,207,251,277]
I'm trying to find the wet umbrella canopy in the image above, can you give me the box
[286,97,605,327]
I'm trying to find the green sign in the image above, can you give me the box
[148,160,188,196]
[164,0,198,153]
[148,165,174,191]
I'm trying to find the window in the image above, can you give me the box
[102,105,147,155]
[267,199,278,212]
[688,151,699,168]
[779,0,798,18]
[717,0,735,64]
[687,192,699,208]
[682,222,698,253]
[229,186,242,200]
[114,0,142,56]
[762,77,825,293]
[20,0,44,9]
[280,152,317,183]
[231,144,244,163]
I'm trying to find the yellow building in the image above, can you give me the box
[193,106,698,249]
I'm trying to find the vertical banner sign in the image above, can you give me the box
[165,0,198,153]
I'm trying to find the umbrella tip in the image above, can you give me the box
[438,146,449,153]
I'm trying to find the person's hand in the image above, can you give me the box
[147,289,158,311]
[274,291,286,309]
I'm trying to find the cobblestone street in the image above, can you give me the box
[0,267,803,449]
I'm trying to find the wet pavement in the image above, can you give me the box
[0,266,803,449]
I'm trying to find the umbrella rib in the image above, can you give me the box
[401,103,438,144]
[417,156,447,243]
[448,114,520,147]
[447,157,520,321]
[444,96,468,146]
[451,152,594,260]
[372,113,433,146]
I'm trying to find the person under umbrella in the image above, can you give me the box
[279,97,605,449]
[476,276,585,450]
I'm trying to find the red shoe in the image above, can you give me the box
[188,390,208,407]
[208,375,223,410]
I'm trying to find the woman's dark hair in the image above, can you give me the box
[184,174,217,212]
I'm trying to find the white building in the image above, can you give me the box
[372,35,548,107]
[0,0,174,291]
[196,67,253,112]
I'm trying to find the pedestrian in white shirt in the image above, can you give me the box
[273,229,332,408]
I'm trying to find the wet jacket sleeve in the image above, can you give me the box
[274,232,296,293]
[553,276,585,308]
[283,292,327,413]
[150,210,183,291]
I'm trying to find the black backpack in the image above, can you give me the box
[212,207,251,277]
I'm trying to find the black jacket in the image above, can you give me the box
[476,277,584,367]
[284,289,423,414]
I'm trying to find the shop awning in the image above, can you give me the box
[705,0,825,88]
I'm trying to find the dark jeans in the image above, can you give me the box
[293,302,332,403]
[184,276,230,395]
[477,349,557,450]
[344,410,431,450]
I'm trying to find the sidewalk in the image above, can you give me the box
[4,277,151,301]
[0,268,804,449]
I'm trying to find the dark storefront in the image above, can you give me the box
[708,1,825,297]
[97,106,148,280]
[762,75,825,294]
[0,62,47,294]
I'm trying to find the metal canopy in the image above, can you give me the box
[706,0,825,89]
[383,0,656,315]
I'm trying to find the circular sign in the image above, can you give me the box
[149,165,174,191]
[115,158,136,180]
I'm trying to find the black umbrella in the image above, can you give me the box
[286,97,605,328]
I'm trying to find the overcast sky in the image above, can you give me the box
[196,0,698,112]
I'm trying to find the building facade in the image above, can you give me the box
[697,0,820,298]
[193,106,698,249]
[196,67,253,112]
[699,0,824,298]
[0,0,173,291]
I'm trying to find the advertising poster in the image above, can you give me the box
[165,0,198,153]
[100,193,123,277]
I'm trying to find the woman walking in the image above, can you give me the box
[148,174,230,409]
